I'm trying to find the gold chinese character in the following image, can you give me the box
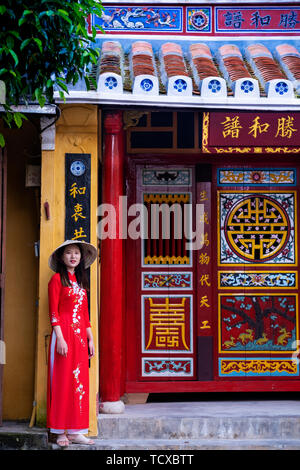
[199,211,209,224]
[72,227,87,240]
[146,298,189,350]
[248,116,270,138]
[199,253,210,265]
[200,320,211,329]
[275,116,297,139]
[71,203,86,222]
[199,190,208,201]
[221,116,242,138]
[199,274,211,286]
[69,182,87,198]
[200,232,209,247]
[200,295,210,308]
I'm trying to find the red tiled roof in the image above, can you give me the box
[97,40,300,98]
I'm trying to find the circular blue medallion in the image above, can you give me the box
[70,160,86,177]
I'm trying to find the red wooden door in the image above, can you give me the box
[126,164,197,384]
[0,148,7,425]
[125,161,300,393]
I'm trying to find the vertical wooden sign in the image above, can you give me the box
[65,154,91,242]
[196,166,213,381]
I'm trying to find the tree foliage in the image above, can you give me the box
[0,0,103,146]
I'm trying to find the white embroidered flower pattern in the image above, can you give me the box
[50,312,60,325]
[73,365,85,411]
[69,281,86,347]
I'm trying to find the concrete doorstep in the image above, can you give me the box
[2,401,300,450]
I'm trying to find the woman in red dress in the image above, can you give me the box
[47,240,97,447]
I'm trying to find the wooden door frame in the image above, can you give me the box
[0,148,7,426]
[124,154,300,394]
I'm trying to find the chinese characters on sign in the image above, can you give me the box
[205,112,300,152]
[216,7,300,32]
[220,115,297,141]
[197,183,212,335]
[65,154,91,243]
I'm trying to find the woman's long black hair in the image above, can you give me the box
[55,244,89,290]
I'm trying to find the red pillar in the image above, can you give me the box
[99,110,125,413]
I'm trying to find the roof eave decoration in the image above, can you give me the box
[54,39,300,110]
[55,90,300,111]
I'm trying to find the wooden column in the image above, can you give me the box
[99,110,125,414]
[36,104,99,434]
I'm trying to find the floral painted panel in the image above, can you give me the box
[219,294,298,353]
[142,272,192,290]
[218,168,296,186]
[142,358,193,377]
[93,7,183,32]
[218,191,297,265]
[219,271,297,289]
[219,358,299,377]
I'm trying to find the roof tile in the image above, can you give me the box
[96,40,300,99]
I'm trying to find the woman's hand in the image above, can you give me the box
[88,338,95,358]
[53,326,68,357]
[86,327,95,358]
[56,337,68,357]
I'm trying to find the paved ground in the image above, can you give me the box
[102,400,300,418]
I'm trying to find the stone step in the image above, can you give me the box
[0,423,49,450]
[98,401,300,441]
[61,438,300,451]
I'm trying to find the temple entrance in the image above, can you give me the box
[125,160,300,393]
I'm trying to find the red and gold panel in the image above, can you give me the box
[203,112,300,154]
[142,295,193,353]
[218,191,297,266]
[143,192,192,266]
[219,358,299,377]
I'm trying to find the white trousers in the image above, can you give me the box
[50,428,88,434]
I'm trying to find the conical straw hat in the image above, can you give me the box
[48,239,97,271]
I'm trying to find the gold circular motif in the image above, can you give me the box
[225,195,290,262]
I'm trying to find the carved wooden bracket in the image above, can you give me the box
[123,110,148,130]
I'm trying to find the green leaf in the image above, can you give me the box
[56,79,68,93]
[23,10,33,17]
[0,134,5,148]
[34,87,42,102]
[59,90,66,102]
[20,38,31,51]
[33,38,43,53]
[18,11,33,26]
[57,9,69,16]
[8,49,18,65]
[38,94,46,107]
[84,75,91,91]
[13,112,23,128]
[6,35,14,49]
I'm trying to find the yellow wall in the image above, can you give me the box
[2,120,40,419]
[35,104,99,435]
